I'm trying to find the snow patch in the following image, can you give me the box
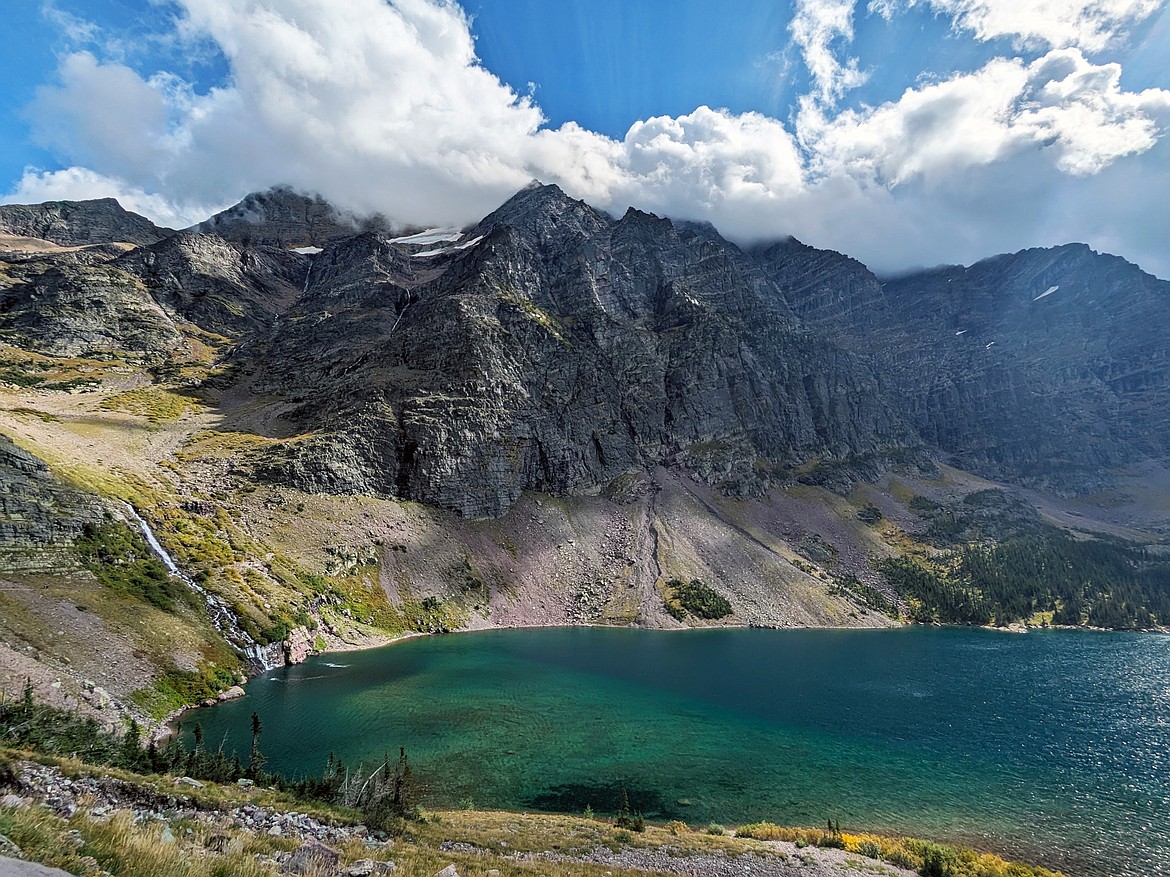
[955,329,967,336]
[986,341,996,349]
[412,235,484,258]
[292,246,323,255]
[389,227,463,245]
[1033,285,1059,301]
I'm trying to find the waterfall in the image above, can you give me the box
[122,503,285,673]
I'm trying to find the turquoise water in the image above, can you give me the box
[185,627,1170,876]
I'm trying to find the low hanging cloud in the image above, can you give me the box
[6,0,1170,278]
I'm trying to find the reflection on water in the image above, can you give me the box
[186,627,1170,877]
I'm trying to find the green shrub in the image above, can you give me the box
[706,823,725,836]
[0,753,17,788]
[886,848,918,869]
[917,842,956,877]
[735,822,785,840]
[75,519,191,613]
[858,839,882,858]
[665,578,732,620]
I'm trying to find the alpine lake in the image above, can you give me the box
[184,626,1170,877]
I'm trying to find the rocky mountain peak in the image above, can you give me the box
[474,182,610,247]
[189,186,395,249]
[0,198,172,247]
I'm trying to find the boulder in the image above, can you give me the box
[287,839,340,875]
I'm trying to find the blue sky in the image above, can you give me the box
[2,0,1168,277]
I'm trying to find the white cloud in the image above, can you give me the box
[790,0,869,104]
[922,0,1164,51]
[2,166,214,229]
[809,48,1170,183]
[7,0,1169,279]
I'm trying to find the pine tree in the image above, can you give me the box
[247,712,266,779]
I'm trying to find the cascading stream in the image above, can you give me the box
[121,503,284,672]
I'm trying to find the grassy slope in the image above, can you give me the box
[0,752,1065,877]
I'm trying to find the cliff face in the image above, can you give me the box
[0,435,100,572]
[2,185,1168,515]
[0,198,171,247]
[115,232,309,338]
[238,185,913,516]
[756,239,1170,490]
[0,248,186,357]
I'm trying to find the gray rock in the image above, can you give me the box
[0,835,22,858]
[433,866,459,877]
[0,855,84,877]
[0,198,171,247]
[287,839,340,875]
[188,187,395,249]
[345,860,375,877]
[246,184,912,517]
[755,238,1170,491]
[0,435,102,573]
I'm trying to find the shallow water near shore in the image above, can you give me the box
[185,626,1170,877]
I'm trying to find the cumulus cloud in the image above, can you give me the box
[5,0,1170,278]
[789,0,869,104]
[6,166,213,229]
[920,0,1163,51]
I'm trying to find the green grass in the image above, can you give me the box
[75,518,193,613]
[132,663,241,720]
[99,388,199,423]
[0,747,1069,877]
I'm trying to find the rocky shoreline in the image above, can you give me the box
[0,758,926,877]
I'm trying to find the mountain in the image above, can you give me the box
[188,186,397,248]
[235,184,912,517]
[756,239,1170,490]
[0,198,171,247]
[2,184,1169,738]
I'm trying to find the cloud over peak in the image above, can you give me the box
[6,0,1169,278]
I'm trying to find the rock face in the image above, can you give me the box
[115,232,308,337]
[189,186,396,248]
[283,626,317,665]
[2,185,1168,519]
[0,435,100,571]
[757,240,1170,489]
[0,252,185,357]
[241,185,913,516]
[0,198,171,247]
[0,228,306,359]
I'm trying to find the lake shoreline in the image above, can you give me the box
[180,624,1168,876]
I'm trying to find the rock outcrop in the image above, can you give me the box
[189,187,396,249]
[0,434,100,571]
[0,198,171,247]
[0,255,185,357]
[3,185,1168,518]
[756,240,1170,491]
[115,232,308,337]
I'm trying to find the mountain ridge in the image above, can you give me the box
[1,182,1168,739]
